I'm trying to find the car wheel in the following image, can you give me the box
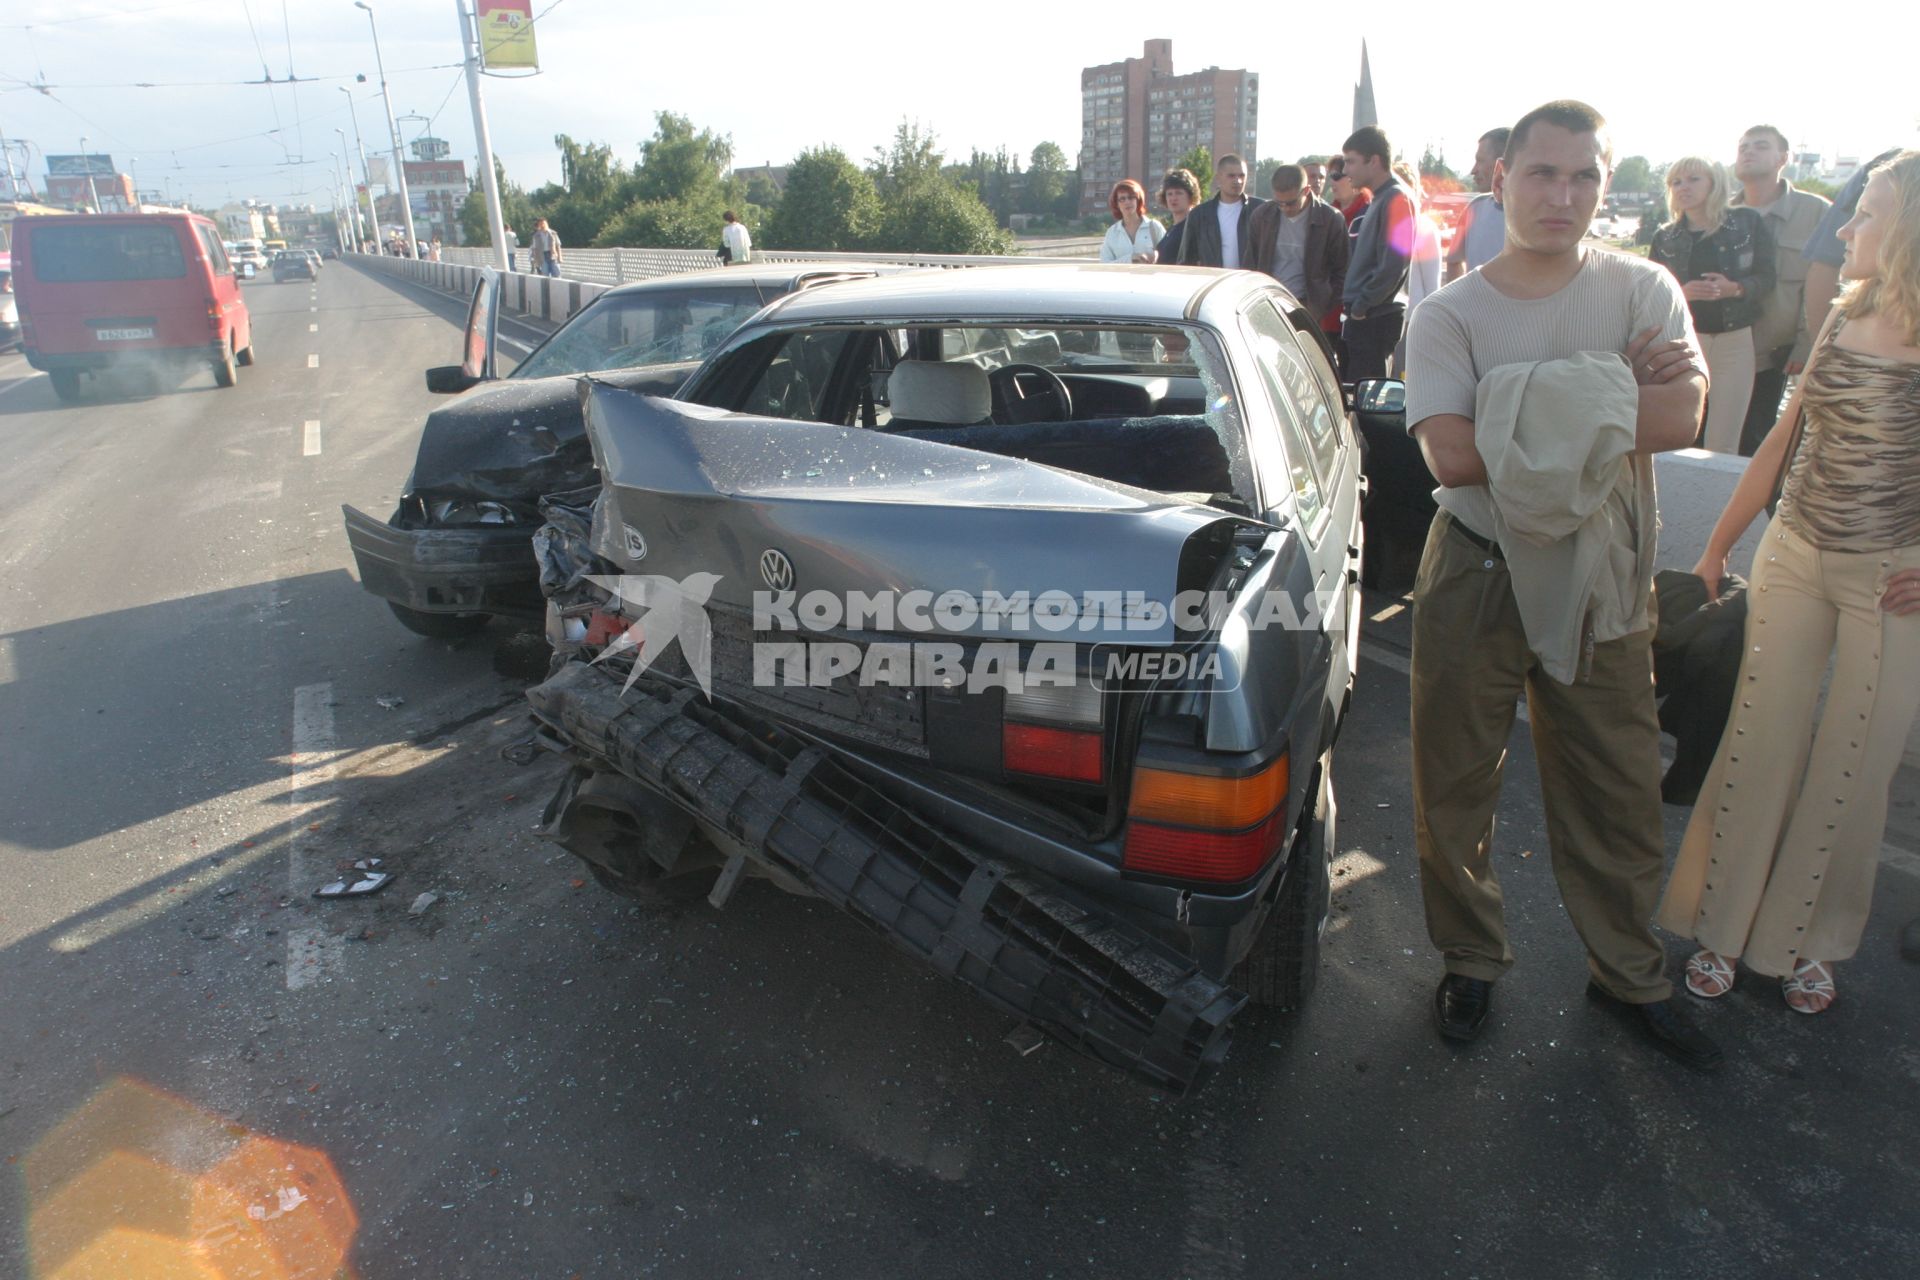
[49,369,83,402]
[386,601,491,638]
[236,334,256,367]
[213,340,238,388]
[1234,752,1334,1010]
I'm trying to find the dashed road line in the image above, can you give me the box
[309,322,318,332]
[302,420,322,456]
[307,353,319,368]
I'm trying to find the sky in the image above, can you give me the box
[3,0,1915,213]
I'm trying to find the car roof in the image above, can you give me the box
[594,262,905,302]
[753,262,1259,326]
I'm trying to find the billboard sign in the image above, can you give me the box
[477,0,538,71]
[46,154,116,178]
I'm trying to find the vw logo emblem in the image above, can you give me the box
[759,548,796,592]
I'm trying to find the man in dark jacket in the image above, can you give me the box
[1175,155,1265,269]
[1246,164,1350,325]
[1340,124,1416,381]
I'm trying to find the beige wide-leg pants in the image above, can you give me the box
[1659,516,1920,975]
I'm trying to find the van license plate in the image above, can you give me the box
[96,327,154,341]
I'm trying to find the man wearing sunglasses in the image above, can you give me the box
[1247,163,1350,329]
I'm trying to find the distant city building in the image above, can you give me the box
[218,203,268,242]
[402,158,468,245]
[733,163,790,195]
[44,154,135,212]
[1078,39,1258,215]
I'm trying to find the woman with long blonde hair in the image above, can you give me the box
[1651,157,1776,452]
[1660,151,1920,1013]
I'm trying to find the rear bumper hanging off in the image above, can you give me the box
[526,660,1247,1095]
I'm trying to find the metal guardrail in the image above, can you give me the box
[436,241,1098,284]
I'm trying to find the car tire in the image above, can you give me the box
[1234,753,1334,1010]
[213,340,238,388]
[49,369,83,403]
[236,334,256,367]
[387,601,491,639]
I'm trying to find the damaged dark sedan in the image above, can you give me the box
[524,265,1366,1093]
[341,264,878,637]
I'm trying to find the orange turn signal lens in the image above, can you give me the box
[1127,755,1289,830]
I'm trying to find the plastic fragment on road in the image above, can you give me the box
[313,859,393,899]
[407,891,439,916]
[374,694,405,710]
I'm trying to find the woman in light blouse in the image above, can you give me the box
[1100,179,1164,264]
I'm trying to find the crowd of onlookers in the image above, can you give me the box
[1112,102,1920,1070]
[1098,120,1876,461]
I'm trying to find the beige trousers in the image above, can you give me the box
[1699,327,1756,454]
[1411,514,1673,1001]
[1659,516,1920,975]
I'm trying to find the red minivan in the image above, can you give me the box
[14,211,255,402]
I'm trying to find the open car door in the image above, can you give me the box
[425,268,502,393]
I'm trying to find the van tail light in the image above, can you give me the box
[207,299,223,334]
[1002,681,1104,785]
[0,272,12,293]
[1122,752,1290,883]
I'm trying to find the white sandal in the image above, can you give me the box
[1782,960,1836,1015]
[1684,950,1736,999]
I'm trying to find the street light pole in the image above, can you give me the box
[456,0,508,270]
[332,151,356,252]
[336,97,375,246]
[354,1,419,257]
[79,135,101,211]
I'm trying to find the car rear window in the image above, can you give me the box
[31,224,188,282]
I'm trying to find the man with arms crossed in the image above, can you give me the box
[1406,101,1723,1071]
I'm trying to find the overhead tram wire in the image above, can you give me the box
[0,64,464,93]
[279,0,306,165]
[238,0,287,156]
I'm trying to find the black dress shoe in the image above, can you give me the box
[1434,974,1493,1042]
[1585,983,1724,1073]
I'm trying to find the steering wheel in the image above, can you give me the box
[988,363,1074,424]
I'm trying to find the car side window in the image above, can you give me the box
[1279,303,1351,450]
[1241,302,1327,533]
[1262,301,1343,484]
[198,227,231,274]
[743,328,858,422]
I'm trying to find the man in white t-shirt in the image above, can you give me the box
[1405,100,1722,1072]
[1174,155,1264,269]
[721,210,752,265]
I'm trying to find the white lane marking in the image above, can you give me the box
[288,681,342,990]
[0,377,37,403]
[310,306,317,312]
[306,353,319,368]
[1885,844,1920,878]
[302,420,322,456]
[309,322,318,332]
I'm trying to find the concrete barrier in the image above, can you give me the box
[347,252,609,326]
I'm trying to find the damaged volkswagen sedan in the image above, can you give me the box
[525,265,1365,1093]
[341,264,878,637]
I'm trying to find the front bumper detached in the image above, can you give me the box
[341,503,542,617]
[526,659,1247,1095]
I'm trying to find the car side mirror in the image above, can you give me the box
[1352,378,1406,414]
[425,365,481,394]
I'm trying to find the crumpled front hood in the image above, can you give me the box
[408,362,696,509]
[580,381,1254,645]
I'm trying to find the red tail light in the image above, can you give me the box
[1121,753,1290,883]
[206,299,223,335]
[1003,721,1104,784]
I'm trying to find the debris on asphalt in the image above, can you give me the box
[500,738,539,767]
[408,891,440,916]
[375,694,406,710]
[314,859,394,899]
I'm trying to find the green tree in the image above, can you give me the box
[457,156,536,247]
[742,171,782,211]
[593,199,723,250]
[623,111,733,206]
[1418,145,1458,183]
[1026,141,1069,215]
[1176,145,1213,194]
[1612,155,1655,194]
[766,146,880,250]
[863,121,1013,254]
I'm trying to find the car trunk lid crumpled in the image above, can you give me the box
[524,381,1267,1091]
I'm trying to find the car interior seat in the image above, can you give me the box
[885,360,992,428]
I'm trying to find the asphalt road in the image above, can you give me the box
[1,263,1916,1280]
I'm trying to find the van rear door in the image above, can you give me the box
[22,218,206,355]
